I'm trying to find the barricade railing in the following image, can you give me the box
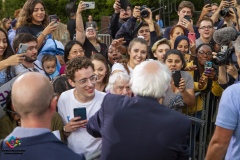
[98,34,112,47]
[186,91,220,160]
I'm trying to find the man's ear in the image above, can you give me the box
[68,78,76,88]
[49,96,58,112]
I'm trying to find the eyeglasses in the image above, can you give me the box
[70,50,85,55]
[198,50,212,56]
[116,86,131,92]
[6,109,20,118]
[199,26,213,30]
[75,75,97,86]
[86,29,95,32]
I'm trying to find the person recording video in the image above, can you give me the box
[212,27,240,89]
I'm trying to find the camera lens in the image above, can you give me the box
[140,9,149,18]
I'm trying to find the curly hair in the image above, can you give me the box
[16,0,48,29]
[65,56,94,81]
[91,53,110,86]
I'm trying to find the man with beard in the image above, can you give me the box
[196,17,215,48]
[108,0,132,39]
[12,33,45,75]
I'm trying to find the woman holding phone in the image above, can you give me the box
[0,28,25,86]
[162,49,195,113]
[16,0,58,50]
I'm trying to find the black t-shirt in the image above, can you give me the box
[16,24,44,37]
[83,38,108,60]
[67,19,76,40]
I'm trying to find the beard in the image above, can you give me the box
[24,55,36,63]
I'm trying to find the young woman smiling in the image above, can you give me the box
[16,0,58,50]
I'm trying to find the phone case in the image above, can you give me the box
[184,15,191,22]
[74,108,87,120]
[49,15,57,23]
[120,0,129,11]
[18,43,28,54]
[83,2,95,9]
[204,0,212,5]
[204,61,212,70]
[172,71,181,87]
[188,33,196,43]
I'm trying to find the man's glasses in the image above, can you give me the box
[86,29,95,32]
[6,109,20,118]
[199,26,213,30]
[198,50,212,56]
[75,75,97,86]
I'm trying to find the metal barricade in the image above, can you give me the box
[186,91,220,160]
[98,34,112,47]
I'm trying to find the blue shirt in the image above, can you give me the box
[215,83,240,160]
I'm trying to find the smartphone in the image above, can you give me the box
[120,0,129,11]
[83,2,95,9]
[18,43,28,54]
[188,33,196,44]
[49,14,57,24]
[204,0,212,5]
[204,61,212,70]
[172,70,181,87]
[74,108,87,120]
[184,15,191,22]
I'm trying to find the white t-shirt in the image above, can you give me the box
[57,89,106,157]
[111,63,133,77]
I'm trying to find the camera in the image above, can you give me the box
[219,6,236,17]
[140,5,149,18]
[213,46,237,66]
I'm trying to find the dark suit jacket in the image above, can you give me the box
[87,94,191,160]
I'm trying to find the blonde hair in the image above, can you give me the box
[52,22,70,46]
[151,38,171,53]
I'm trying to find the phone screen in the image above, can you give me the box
[204,61,212,70]
[172,70,181,87]
[49,15,57,23]
[74,108,87,120]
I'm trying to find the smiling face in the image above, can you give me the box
[0,31,8,58]
[70,67,96,102]
[176,39,189,55]
[85,27,97,39]
[154,44,170,62]
[128,42,147,68]
[112,79,132,97]
[68,44,84,60]
[165,54,183,71]
[138,26,150,42]
[92,59,107,83]
[196,45,213,66]
[32,3,45,25]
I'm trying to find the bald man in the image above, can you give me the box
[0,72,85,160]
[87,60,191,160]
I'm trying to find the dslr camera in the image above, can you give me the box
[219,6,236,17]
[140,5,149,18]
[213,46,237,66]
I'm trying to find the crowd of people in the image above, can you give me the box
[0,0,240,159]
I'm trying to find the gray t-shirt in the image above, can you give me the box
[14,60,45,75]
[196,38,203,48]
[163,71,194,113]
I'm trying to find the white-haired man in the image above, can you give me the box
[87,60,191,160]
[105,72,132,97]
[206,36,240,160]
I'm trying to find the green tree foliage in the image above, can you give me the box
[0,0,222,28]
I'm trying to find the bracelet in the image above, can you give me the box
[40,32,46,37]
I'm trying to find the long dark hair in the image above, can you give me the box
[16,0,48,28]
[0,28,15,81]
[194,43,213,93]
[164,49,186,70]
[64,40,84,63]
